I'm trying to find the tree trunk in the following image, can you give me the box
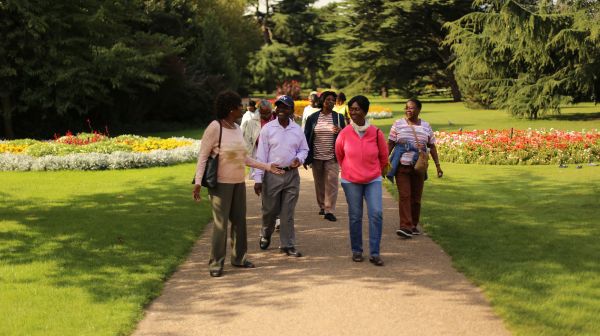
[530,109,538,120]
[1,95,15,139]
[309,67,317,91]
[446,70,462,102]
[380,86,388,98]
[262,0,272,44]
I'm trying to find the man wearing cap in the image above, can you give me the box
[253,95,309,257]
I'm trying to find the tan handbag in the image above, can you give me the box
[408,121,429,176]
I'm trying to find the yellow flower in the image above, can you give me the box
[131,138,192,152]
[0,143,28,154]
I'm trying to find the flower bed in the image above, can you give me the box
[367,109,393,119]
[436,128,600,165]
[0,133,199,171]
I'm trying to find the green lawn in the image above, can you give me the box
[1,98,598,335]
[369,98,600,135]
[145,98,599,140]
[0,164,212,336]
[385,164,600,335]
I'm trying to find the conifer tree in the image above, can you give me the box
[445,0,600,118]
[248,0,332,93]
[325,0,471,100]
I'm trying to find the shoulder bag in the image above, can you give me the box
[407,120,429,176]
[191,120,222,188]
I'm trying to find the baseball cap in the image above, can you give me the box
[275,95,294,110]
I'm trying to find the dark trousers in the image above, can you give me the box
[208,182,248,271]
[395,165,425,230]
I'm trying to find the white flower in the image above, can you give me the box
[0,139,200,171]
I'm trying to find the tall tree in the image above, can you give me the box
[0,0,262,138]
[325,0,472,100]
[445,0,600,118]
[381,0,472,101]
[248,0,332,92]
[0,0,182,139]
[324,0,387,94]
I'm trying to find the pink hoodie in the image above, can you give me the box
[335,125,389,184]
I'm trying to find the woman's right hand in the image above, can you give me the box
[268,163,285,175]
[193,184,202,202]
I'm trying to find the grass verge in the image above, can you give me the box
[385,163,600,335]
[369,99,599,135]
[0,163,212,336]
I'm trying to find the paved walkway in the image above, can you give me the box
[134,169,510,336]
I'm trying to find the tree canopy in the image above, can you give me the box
[445,0,600,118]
[0,0,261,139]
[2,0,599,138]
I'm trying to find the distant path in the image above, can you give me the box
[133,169,510,336]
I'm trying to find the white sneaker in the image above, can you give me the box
[275,218,281,232]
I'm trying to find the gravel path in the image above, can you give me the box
[133,169,510,336]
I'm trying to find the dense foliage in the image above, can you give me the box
[0,0,261,139]
[247,0,333,93]
[3,0,599,139]
[445,0,600,117]
[325,0,472,100]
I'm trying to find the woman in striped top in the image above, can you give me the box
[304,91,346,221]
[387,98,443,239]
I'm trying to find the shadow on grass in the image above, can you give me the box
[0,178,212,305]
[544,112,600,121]
[421,169,600,334]
[375,99,456,105]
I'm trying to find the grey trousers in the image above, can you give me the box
[261,169,300,248]
[311,158,339,214]
[208,182,248,271]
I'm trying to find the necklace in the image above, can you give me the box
[221,119,235,129]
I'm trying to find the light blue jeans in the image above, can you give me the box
[341,179,383,256]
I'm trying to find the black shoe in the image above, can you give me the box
[396,228,413,239]
[318,209,325,215]
[352,252,364,262]
[209,269,223,277]
[232,260,255,268]
[324,213,337,222]
[412,227,421,235]
[369,256,384,266]
[259,235,271,250]
[281,246,303,257]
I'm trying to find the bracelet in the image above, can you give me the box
[435,163,441,167]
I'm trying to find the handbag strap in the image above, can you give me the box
[406,119,424,153]
[216,120,223,149]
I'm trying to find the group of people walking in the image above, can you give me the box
[193,90,442,277]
